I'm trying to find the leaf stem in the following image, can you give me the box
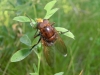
[37,46,42,75]
[37,55,41,74]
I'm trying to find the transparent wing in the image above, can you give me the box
[43,45,55,67]
[42,39,55,67]
[41,35,67,67]
[54,36,67,57]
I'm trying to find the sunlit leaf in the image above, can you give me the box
[20,35,31,46]
[13,16,35,22]
[55,27,75,39]
[44,0,57,11]
[11,48,32,62]
[54,72,64,75]
[44,8,59,19]
[44,0,59,19]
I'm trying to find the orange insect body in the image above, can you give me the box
[37,19,57,46]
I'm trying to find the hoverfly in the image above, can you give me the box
[30,18,68,66]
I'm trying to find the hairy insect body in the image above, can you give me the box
[37,19,57,46]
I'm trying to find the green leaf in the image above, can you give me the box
[55,27,75,39]
[44,0,57,11]
[30,73,38,75]
[44,0,59,19]
[13,16,35,22]
[11,48,32,62]
[54,72,64,75]
[44,8,59,19]
[20,35,31,46]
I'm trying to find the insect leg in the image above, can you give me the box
[34,33,40,38]
[30,37,41,51]
[30,30,40,50]
[58,30,69,34]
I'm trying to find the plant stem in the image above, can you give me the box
[37,50,42,75]
[37,56,40,74]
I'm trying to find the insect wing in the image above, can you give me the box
[54,36,67,57]
[43,45,55,67]
[42,39,55,67]
[42,36,67,67]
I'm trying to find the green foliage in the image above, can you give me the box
[13,16,31,22]
[10,48,32,62]
[55,27,75,39]
[20,34,31,46]
[44,8,59,19]
[13,16,36,26]
[44,0,59,19]
[44,0,57,11]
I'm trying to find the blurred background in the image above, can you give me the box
[0,0,100,75]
